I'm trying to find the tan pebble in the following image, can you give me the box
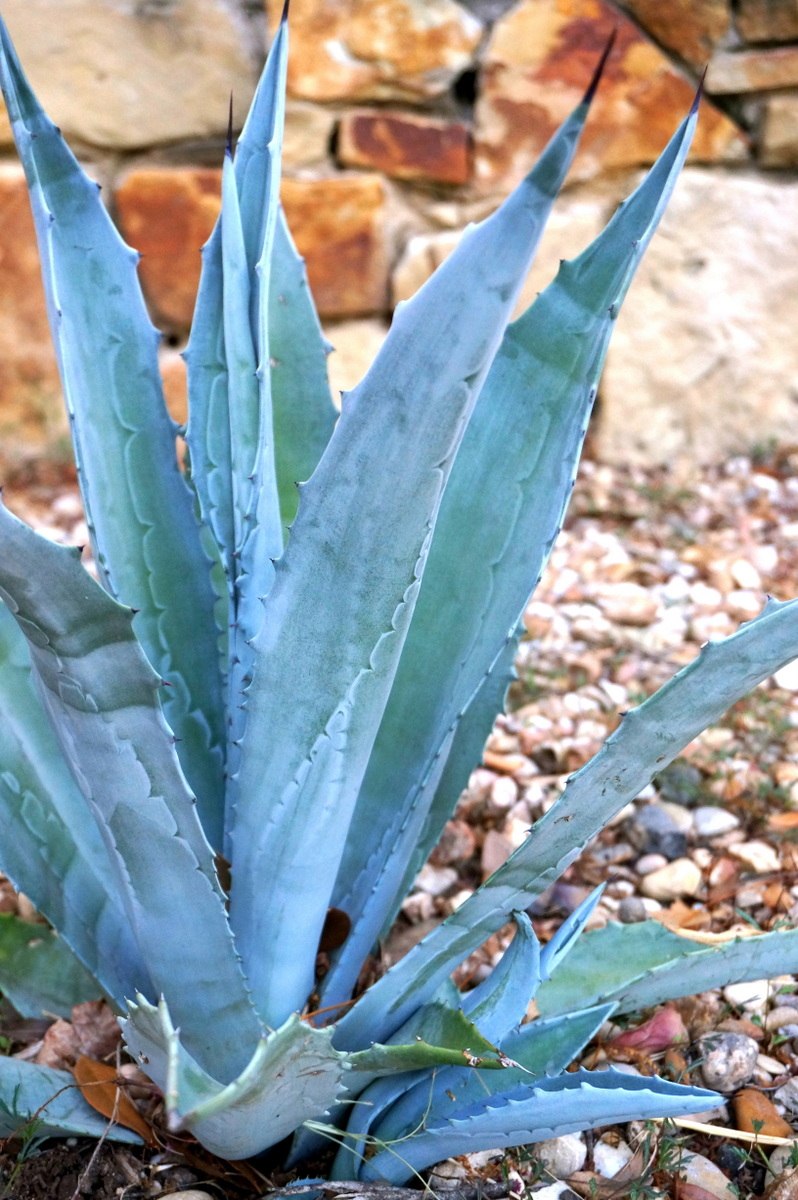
[481,829,513,878]
[730,840,781,873]
[766,1006,798,1031]
[733,1087,794,1137]
[488,775,518,812]
[640,857,702,901]
[757,1051,787,1075]
[730,558,762,590]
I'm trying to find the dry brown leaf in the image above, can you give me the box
[34,1018,80,1069]
[71,999,122,1060]
[72,1055,156,1145]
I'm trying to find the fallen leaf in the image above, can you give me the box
[71,1000,122,1060]
[609,1005,687,1054]
[72,1055,156,1145]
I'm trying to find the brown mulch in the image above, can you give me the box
[5,447,798,1196]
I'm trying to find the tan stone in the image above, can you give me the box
[282,175,389,317]
[338,111,471,185]
[114,168,221,334]
[0,0,258,150]
[159,347,189,427]
[707,47,798,94]
[618,0,731,70]
[284,103,337,169]
[761,94,798,167]
[323,318,389,401]
[598,170,798,465]
[269,0,483,102]
[0,164,64,457]
[474,0,746,195]
[736,0,798,43]
[733,1088,794,1138]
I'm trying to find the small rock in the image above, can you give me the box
[678,1151,735,1200]
[768,1144,798,1180]
[775,659,798,691]
[414,863,458,896]
[775,1078,798,1116]
[733,1087,794,1137]
[636,852,669,875]
[481,829,514,878]
[640,857,702,901]
[593,1136,633,1178]
[618,896,648,923]
[729,840,781,873]
[627,804,687,859]
[766,1006,798,1031]
[430,819,477,867]
[693,806,741,838]
[757,1051,787,1075]
[529,1185,581,1200]
[534,1132,587,1179]
[699,1032,759,1092]
[723,979,776,1011]
[488,774,519,813]
[656,761,705,806]
[593,581,660,626]
[657,800,695,833]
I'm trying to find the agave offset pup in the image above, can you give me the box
[1,10,798,1181]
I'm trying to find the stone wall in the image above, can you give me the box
[0,0,796,465]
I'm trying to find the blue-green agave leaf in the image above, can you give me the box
[230,89,594,1030]
[0,504,261,1082]
[0,914,99,1019]
[0,602,150,1006]
[122,995,345,1160]
[356,1069,718,1184]
[0,17,226,845]
[335,596,798,1051]
[460,912,541,1041]
[539,885,605,980]
[537,920,798,1018]
[0,1058,142,1143]
[322,88,698,1012]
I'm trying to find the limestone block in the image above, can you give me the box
[617,0,731,71]
[282,175,389,317]
[337,111,471,185]
[0,164,64,455]
[324,318,389,401]
[474,0,747,195]
[268,0,482,102]
[0,0,258,150]
[761,93,798,167]
[708,47,798,93]
[736,0,798,43]
[598,170,798,465]
[284,103,337,168]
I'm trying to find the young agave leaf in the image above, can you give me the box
[121,997,345,1160]
[536,920,798,1018]
[0,504,261,1082]
[0,603,150,1006]
[0,915,98,1019]
[335,596,798,1052]
[539,885,606,979]
[0,1058,142,1143]
[0,19,226,845]
[356,1069,718,1184]
[460,912,542,1041]
[230,74,595,1031]
[322,70,694,1012]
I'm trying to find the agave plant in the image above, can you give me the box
[1,9,798,1183]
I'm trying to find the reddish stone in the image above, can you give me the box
[337,111,471,185]
[736,0,798,43]
[0,164,63,456]
[707,46,798,94]
[282,175,389,317]
[618,0,731,70]
[474,0,746,194]
[114,168,221,334]
[269,0,483,103]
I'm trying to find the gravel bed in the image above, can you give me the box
[5,449,798,1198]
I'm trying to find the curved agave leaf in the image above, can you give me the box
[335,596,798,1051]
[460,912,541,1041]
[122,996,345,1160]
[0,18,226,844]
[0,603,150,1006]
[0,505,261,1082]
[231,77,594,1030]
[539,885,605,980]
[322,75,696,1013]
[0,1058,141,1143]
[0,915,98,1019]
[332,1003,612,1181]
[357,1069,718,1184]
[537,920,798,1018]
